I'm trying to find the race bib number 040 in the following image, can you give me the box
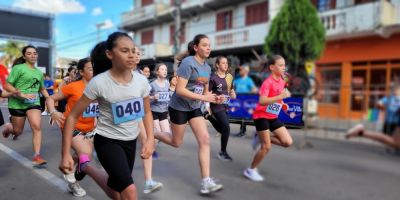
[83,103,99,118]
[111,98,144,124]
[157,91,170,102]
[266,103,282,115]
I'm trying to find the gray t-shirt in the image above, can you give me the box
[169,56,211,111]
[84,70,150,141]
[150,80,170,113]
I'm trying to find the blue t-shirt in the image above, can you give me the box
[233,76,255,93]
[169,56,211,111]
[379,96,400,124]
[44,79,54,95]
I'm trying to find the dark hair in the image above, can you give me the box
[154,63,166,73]
[168,75,177,82]
[12,45,38,67]
[68,61,77,72]
[105,31,132,51]
[215,56,227,69]
[268,55,284,66]
[77,57,91,71]
[140,65,150,71]
[90,41,111,76]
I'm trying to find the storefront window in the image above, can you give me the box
[368,68,386,108]
[351,70,367,111]
[320,69,341,103]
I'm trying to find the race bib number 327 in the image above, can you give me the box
[111,98,144,124]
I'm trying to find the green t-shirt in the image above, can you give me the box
[7,63,44,109]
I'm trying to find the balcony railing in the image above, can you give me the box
[319,1,399,39]
[210,23,269,50]
[121,3,170,28]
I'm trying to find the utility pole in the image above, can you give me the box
[173,0,181,71]
[96,22,106,42]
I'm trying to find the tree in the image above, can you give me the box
[264,0,325,75]
[0,41,25,68]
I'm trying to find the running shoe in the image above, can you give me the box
[67,182,87,197]
[243,168,264,182]
[2,123,13,138]
[217,151,233,162]
[63,173,76,184]
[152,151,159,159]
[143,180,163,194]
[200,177,223,194]
[74,160,89,181]
[32,155,47,167]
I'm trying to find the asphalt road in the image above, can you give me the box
[0,108,399,200]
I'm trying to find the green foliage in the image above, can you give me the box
[264,0,325,73]
[0,41,25,68]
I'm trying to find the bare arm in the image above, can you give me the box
[46,91,66,127]
[176,76,216,103]
[60,95,92,173]
[259,89,291,106]
[141,96,154,159]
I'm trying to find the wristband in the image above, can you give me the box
[49,110,57,115]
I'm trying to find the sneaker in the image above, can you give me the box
[200,178,223,194]
[63,173,76,184]
[217,152,233,162]
[152,151,159,159]
[251,133,260,150]
[143,180,163,194]
[32,155,47,167]
[67,182,87,197]
[41,111,48,116]
[75,158,90,181]
[2,123,13,138]
[243,168,264,182]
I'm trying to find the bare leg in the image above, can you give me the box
[26,109,43,155]
[346,124,400,149]
[270,127,293,148]
[139,121,153,181]
[83,165,121,199]
[154,122,185,148]
[120,184,137,200]
[250,130,271,169]
[188,117,210,178]
[2,116,26,138]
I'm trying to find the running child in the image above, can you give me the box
[243,55,293,182]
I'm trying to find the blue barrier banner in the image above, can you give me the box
[228,94,304,126]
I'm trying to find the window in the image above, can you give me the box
[245,1,268,26]
[319,68,341,103]
[141,29,154,45]
[351,69,367,111]
[368,68,386,109]
[311,0,336,11]
[142,0,153,7]
[170,0,186,5]
[170,23,185,45]
[216,10,233,31]
[354,0,377,5]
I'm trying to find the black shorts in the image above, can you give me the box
[94,134,137,192]
[168,107,202,125]
[9,105,42,117]
[254,118,284,132]
[152,111,168,121]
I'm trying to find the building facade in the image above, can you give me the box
[120,0,400,119]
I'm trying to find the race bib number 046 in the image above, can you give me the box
[83,103,99,118]
[111,98,144,124]
[266,103,282,115]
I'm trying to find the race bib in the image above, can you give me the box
[222,95,231,104]
[157,91,170,102]
[111,98,144,124]
[83,103,99,118]
[266,103,282,115]
[24,94,38,104]
[194,85,204,95]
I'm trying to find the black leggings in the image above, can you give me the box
[94,134,137,192]
[208,110,230,153]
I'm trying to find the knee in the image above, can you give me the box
[30,124,42,133]
[171,139,183,148]
[197,134,210,147]
[259,143,271,153]
[12,127,23,136]
[281,138,293,148]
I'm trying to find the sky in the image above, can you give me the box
[0,0,133,59]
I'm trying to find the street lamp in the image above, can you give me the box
[96,22,106,42]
